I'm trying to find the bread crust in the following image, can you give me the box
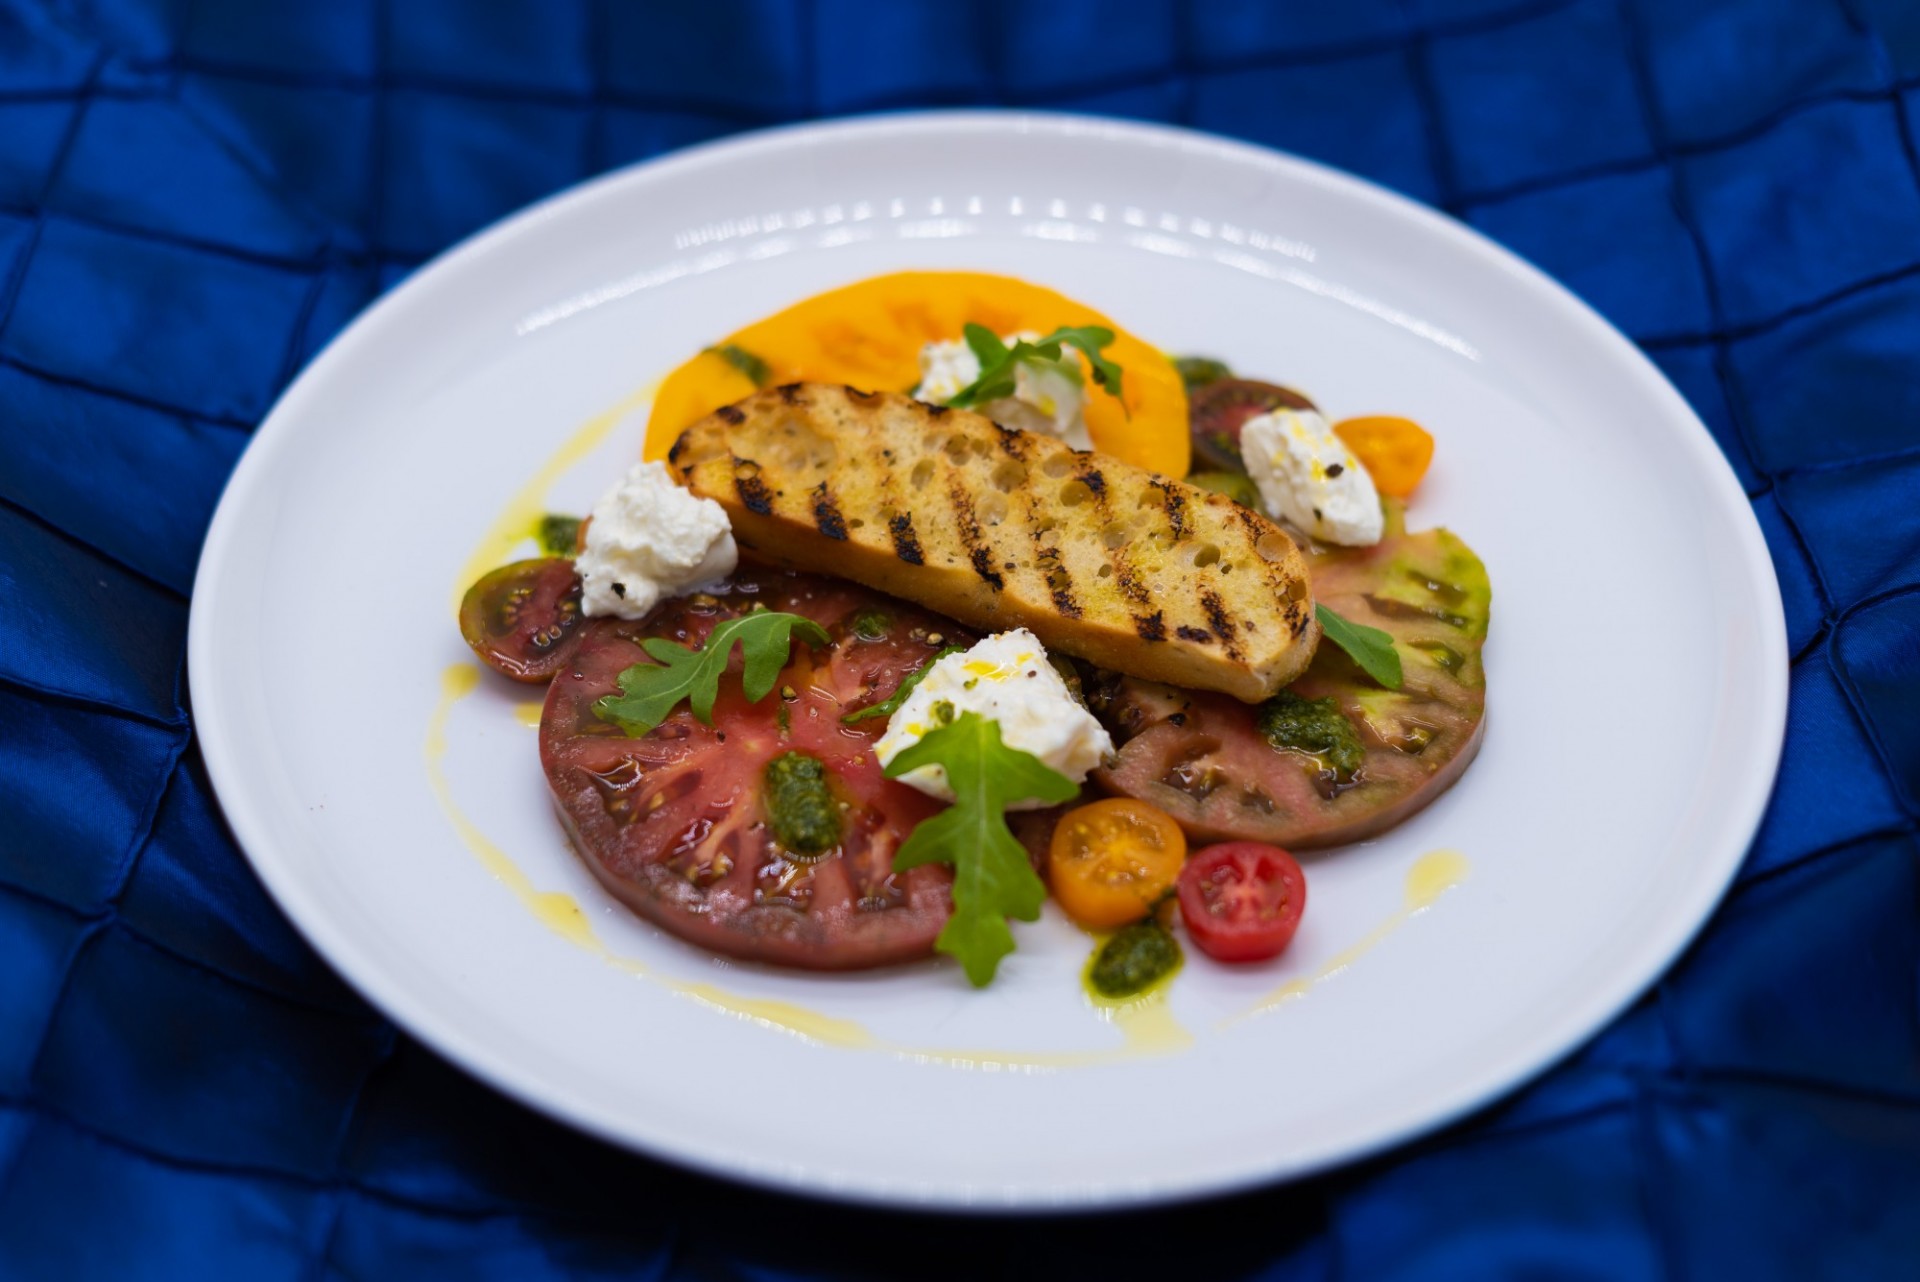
[670,383,1319,701]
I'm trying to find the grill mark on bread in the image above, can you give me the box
[777,383,803,404]
[1150,478,1187,539]
[843,386,880,404]
[1201,590,1242,661]
[866,430,906,563]
[995,424,1030,460]
[1177,625,1212,643]
[1090,470,1160,643]
[888,512,925,565]
[947,476,1003,589]
[1025,478,1081,617]
[927,404,950,418]
[1230,501,1270,547]
[715,404,745,425]
[811,482,849,541]
[1035,543,1079,616]
[732,456,775,516]
[668,431,692,466]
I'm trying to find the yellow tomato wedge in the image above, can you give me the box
[1332,415,1435,498]
[1048,798,1188,929]
[643,271,1190,476]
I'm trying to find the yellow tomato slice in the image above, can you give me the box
[1048,798,1188,929]
[643,271,1190,476]
[1332,415,1435,498]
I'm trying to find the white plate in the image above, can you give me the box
[189,113,1786,1210]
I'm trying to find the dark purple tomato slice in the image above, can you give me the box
[1093,524,1489,848]
[1187,378,1319,472]
[541,568,972,970]
[459,558,585,682]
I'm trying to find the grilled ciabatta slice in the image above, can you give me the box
[669,384,1318,701]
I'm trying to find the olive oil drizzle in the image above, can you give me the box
[428,662,875,1047]
[448,381,654,620]
[1228,849,1472,1025]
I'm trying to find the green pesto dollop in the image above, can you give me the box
[762,752,841,856]
[1185,470,1261,509]
[1087,921,1182,999]
[848,607,893,641]
[1173,356,1233,390]
[536,513,582,556]
[1257,690,1366,782]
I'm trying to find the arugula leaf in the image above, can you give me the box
[947,323,1126,413]
[703,342,772,387]
[962,323,1008,371]
[594,610,829,736]
[1044,325,1124,399]
[884,713,1077,986]
[840,646,962,724]
[1315,603,1403,690]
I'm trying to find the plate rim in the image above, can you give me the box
[187,108,1789,1211]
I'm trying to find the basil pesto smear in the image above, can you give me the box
[1257,690,1366,783]
[848,606,893,641]
[1172,355,1232,390]
[536,513,582,556]
[762,751,841,856]
[1087,920,1182,999]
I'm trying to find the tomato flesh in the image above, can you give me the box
[1092,525,1489,848]
[1047,798,1186,929]
[459,558,585,682]
[1177,842,1306,962]
[541,568,973,969]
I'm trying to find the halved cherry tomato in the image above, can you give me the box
[1177,842,1306,962]
[458,558,586,682]
[1332,416,1434,498]
[1048,798,1187,929]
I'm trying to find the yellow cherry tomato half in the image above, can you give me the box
[643,271,1190,477]
[1048,798,1189,929]
[1332,415,1435,498]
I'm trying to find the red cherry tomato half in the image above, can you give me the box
[1176,842,1307,962]
[458,558,585,682]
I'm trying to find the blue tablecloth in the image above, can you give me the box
[2,0,1917,1275]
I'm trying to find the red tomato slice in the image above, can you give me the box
[1176,842,1307,963]
[542,568,973,969]
[459,558,585,682]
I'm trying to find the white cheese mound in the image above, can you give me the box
[576,461,737,619]
[917,334,1093,450]
[873,629,1113,807]
[1241,408,1385,547]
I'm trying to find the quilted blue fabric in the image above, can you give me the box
[1,0,1917,1275]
